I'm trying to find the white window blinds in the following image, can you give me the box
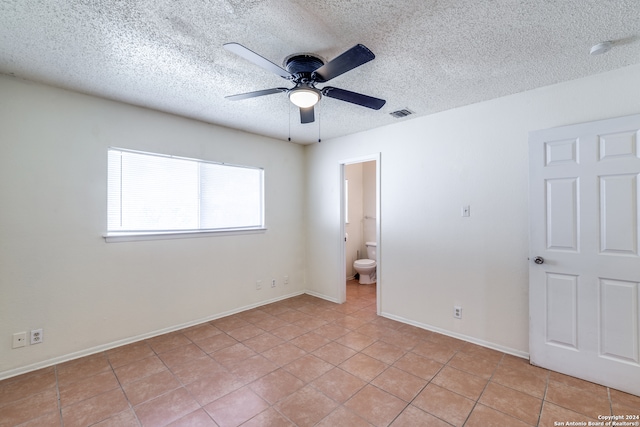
[108,149,264,234]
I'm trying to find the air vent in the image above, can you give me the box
[389,108,414,118]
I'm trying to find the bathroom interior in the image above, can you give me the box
[344,160,377,302]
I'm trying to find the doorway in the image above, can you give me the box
[340,154,380,313]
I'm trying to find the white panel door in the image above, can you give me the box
[529,114,640,395]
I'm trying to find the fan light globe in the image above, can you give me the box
[289,88,320,108]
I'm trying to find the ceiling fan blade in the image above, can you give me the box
[224,43,292,79]
[313,44,375,82]
[300,106,315,124]
[225,88,288,101]
[322,87,386,110]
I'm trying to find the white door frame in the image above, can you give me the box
[339,153,381,313]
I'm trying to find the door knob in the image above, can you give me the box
[533,256,544,264]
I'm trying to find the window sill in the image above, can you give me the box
[104,227,267,243]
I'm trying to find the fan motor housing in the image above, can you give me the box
[284,54,325,79]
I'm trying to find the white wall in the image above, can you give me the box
[345,163,363,278]
[0,76,306,378]
[362,161,376,246]
[305,64,640,356]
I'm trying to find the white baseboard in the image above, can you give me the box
[304,289,340,304]
[380,311,529,360]
[0,290,304,381]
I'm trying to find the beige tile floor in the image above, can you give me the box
[1,280,639,427]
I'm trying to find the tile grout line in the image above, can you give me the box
[386,355,448,427]
[242,297,381,426]
[342,305,472,426]
[156,330,237,426]
[54,365,64,427]
[109,349,145,427]
[459,352,508,427]
[273,307,371,425]
[372,329,488,427]
[537,369,550,427]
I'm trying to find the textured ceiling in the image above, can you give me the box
[1,0,639,144]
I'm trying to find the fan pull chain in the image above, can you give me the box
[317,103,321,143]
[288,101,292,142]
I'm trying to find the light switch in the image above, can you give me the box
[462,205,470,217]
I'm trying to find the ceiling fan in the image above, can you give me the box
[223,43,386,124]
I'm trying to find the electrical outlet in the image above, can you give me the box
[256,280,262,290]
[283,275,289,285]
[12,332,27,349]
[30,329,43,345]
[453,306,462,319]
[271,279,276,288]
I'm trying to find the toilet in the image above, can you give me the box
[353,242,377,284]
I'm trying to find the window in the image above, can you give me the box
[107,148,264,239]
